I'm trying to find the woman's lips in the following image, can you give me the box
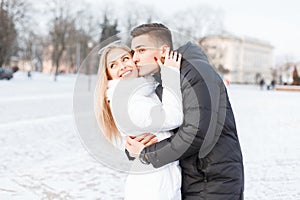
[120,70,132,77]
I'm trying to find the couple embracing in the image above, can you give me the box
[95,23,244,200]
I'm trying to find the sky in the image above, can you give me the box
[30,0,300,64]
[84,0,300,64]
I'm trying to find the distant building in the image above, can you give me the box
[199,33,274,84]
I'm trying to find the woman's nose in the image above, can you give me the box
[119,62,127,70]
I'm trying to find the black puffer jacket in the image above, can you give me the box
[142,42,244,199]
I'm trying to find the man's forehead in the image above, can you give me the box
[131,35,153,49]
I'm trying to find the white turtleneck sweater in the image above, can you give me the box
[106,66,183,142]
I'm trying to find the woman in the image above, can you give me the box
[95,43,182,200]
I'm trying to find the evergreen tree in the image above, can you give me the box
[99,13,119,45]
[292,66,300,85]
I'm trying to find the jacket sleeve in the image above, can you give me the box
[142,62,219,168]
[128,66,183,135]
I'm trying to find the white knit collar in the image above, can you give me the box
[106,75,157,102]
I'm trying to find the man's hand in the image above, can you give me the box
[125,133,158,158]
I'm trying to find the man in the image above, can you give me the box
[126,23,244,199]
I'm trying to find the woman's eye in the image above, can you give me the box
[123,56,129,61]
[110,64,116,69]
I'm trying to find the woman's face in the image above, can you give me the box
[106,48,138,80]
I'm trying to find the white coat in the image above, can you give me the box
[107,66,183,200]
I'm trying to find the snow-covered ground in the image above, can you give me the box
[0,72,299,199]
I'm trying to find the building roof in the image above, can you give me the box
[199,31,273,48]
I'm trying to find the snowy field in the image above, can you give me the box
[0,72,299,199]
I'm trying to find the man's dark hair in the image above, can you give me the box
[131,23,173,49]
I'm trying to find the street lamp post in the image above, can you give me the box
[87,41,93,91]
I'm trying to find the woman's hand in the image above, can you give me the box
[125,133,158,157]
[156,48,182,70]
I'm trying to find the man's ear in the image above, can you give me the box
[160,45,170,57]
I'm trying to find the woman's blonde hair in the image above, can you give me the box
[95,43,132,142]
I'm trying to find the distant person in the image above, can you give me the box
[25,64,32,79]
[259,78,265,90]
[27,71,32,79]
[270,79,276,90]
[266,79,271,90]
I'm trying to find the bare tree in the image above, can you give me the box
[0,0,30,67]
[71,9,98,73]
[64,24,94,74]
[116,1,159,34]
[46,0,100,79]
[19,31,44,71]
[169,4,225,38]
[0,1,16,67]
[48,0,77,81]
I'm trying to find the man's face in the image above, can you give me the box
[131,35,163,77]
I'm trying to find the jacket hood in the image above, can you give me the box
[177,42,209,64]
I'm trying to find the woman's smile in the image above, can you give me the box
[119,70,133,78]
